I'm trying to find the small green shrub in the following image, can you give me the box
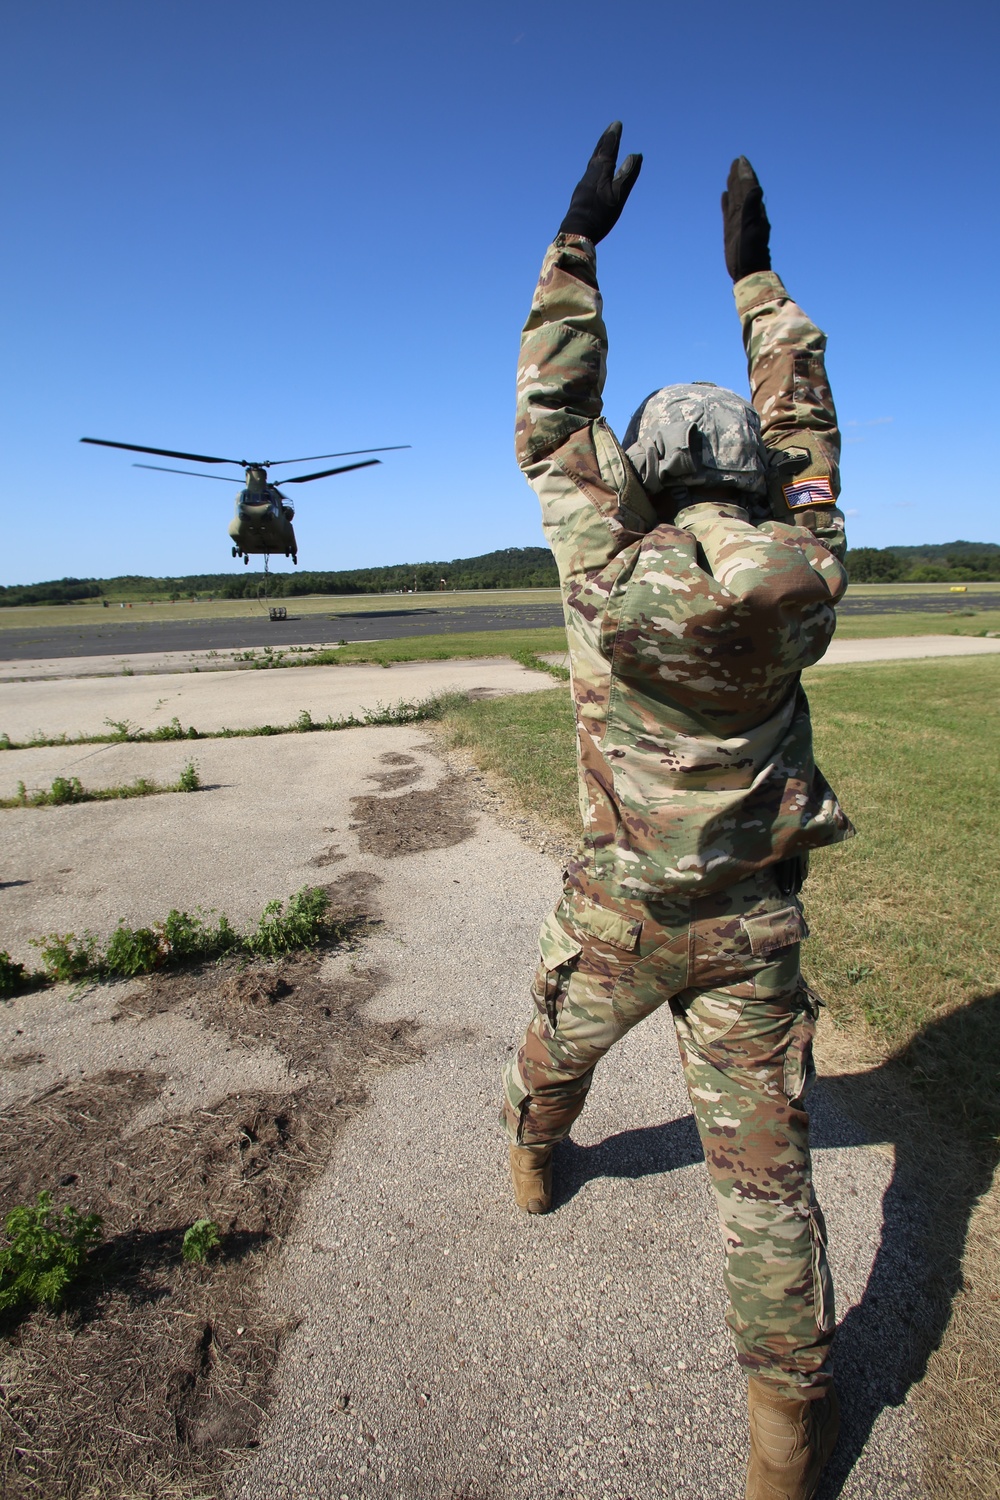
[159,908,238,962]
[148,716,198,742]
[177,760,200,792]
[245,886,331,959]
[47,776,85,805]
[102,922,162,978]
[0,1191,103,1313]
[181,1219,221,1265]
[103,717,136,741]
[32,931,99,983]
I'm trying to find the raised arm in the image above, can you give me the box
[515,125,654,583]
[722,158,847,561]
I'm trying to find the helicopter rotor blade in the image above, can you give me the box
[280,459,381,484]
[133,463,243,483]
[82,437,242,465]
[267,445,410,466]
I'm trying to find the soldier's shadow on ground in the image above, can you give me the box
[554,991,1000,1497]
[552,1115,705,1199]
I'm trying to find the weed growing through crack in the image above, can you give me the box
[0,1191,103,1314]
[160,908,239,963]
[1,760,202,808]
[6,887,344,997]
[245,887,334,959]
[31,931,99,983]
[177,759,200,792]
[0,692,471,752]
[102,923,163,979]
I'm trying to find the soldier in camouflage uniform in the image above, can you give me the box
[503,129,850,1499]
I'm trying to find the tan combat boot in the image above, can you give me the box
[508,1143,554,1214]
[745,1378,839,1500]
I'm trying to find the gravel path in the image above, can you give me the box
[225,751,925,1500]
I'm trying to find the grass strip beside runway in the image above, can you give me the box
[299,626,570,666]
[831,608,1000,639]
[439,655,1000,1129]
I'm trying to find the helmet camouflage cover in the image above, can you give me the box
[623,382,768,502]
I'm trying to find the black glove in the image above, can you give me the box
[559,122,642,244]
[721,156,771,282]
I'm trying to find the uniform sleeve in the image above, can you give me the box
[515,235,655,588]
[675,499,847,612]
[735,270,847,563]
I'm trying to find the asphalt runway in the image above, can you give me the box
[838,591,1000,614]
[0,602,566,661]
[0,591,996,662]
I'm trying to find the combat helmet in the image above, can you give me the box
[623,382,768,508]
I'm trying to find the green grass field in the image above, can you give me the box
[440,656,1000,1148]
[833,607,1000,638]
[295,627,568,667]
[319,613,1000,663]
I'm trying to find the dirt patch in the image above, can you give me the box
[370,753,422,790]
[308,846,347,868]
[427,732,575,865]
[0,872,420,1500]
[368,767,422,791]
[350,776,476,858]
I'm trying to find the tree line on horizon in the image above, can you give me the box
[1,541,998,607]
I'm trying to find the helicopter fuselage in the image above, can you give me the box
[227,468,298,563]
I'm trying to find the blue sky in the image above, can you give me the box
[2,0,997,585]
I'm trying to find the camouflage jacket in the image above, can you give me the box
[515,235,853,900]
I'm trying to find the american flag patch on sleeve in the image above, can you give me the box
[782,476,836,509]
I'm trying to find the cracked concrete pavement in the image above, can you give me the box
[0,665,928,1498]
[0,656,554,744]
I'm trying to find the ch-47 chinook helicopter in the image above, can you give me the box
[80,436,409,565]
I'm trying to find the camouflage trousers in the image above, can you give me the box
[501,866,835,1399]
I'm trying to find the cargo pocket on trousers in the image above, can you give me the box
[532,911,582,1034]
[741,905,809,959]
[782,983,820,1107]
[809,1203,836,1335]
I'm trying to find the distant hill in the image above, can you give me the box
[844,541,1000,583]
[0,546,560,607]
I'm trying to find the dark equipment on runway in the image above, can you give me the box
[80,437,409,565]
